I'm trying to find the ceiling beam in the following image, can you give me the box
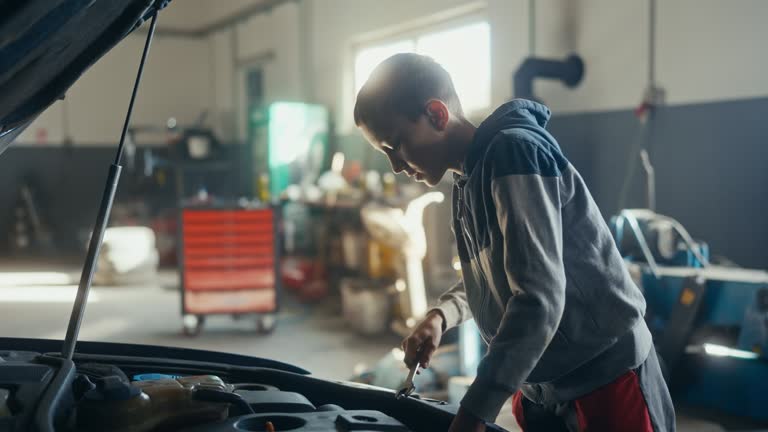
[137,0,297,38]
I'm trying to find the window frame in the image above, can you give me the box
[346,9,491,131]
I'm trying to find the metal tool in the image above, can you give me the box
[395,363,419,400]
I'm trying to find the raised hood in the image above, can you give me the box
[0,0,171,155]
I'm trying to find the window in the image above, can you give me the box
[353,21,491,114]
[354,40,416,97]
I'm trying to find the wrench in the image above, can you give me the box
[395,362,419,400]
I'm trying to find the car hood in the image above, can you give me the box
[0,0,170,156]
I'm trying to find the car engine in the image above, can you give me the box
[0,344,469,432]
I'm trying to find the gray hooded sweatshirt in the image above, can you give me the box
[433,99,653,423]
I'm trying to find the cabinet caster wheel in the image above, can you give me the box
[256,314,276,334]
[183,314,204,336]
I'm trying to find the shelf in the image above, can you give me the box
[152,156,233,171]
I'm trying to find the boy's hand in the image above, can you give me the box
[402,310,444,369]
[448,407,486,432]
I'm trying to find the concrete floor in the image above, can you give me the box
[0,264,401,381]
[0,262,753,431]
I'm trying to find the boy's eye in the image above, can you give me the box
[382,135,402,152]
[387,140,401,152]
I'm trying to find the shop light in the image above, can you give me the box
[702,343,758,360]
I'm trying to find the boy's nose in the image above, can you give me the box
[388,154,408,174]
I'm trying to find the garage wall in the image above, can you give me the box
[208,1,303,142]
[547,98,768,270]
[205,0,527,135]
[19,0,768,145]
[16,34,212,146]
[532,0,768,269]
[304,0,768,119]
[534,0,768,112]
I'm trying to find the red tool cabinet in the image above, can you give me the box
[179,206,280,336]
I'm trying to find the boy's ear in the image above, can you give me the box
[424,99,450,131]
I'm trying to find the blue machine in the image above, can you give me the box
[611,209,768,421]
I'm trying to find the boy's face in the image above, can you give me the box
[359,102,451,187]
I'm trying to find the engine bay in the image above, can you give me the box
[0,342,474,432]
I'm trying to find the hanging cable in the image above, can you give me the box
[528,0,536,56]
[648,0,657,89]
[617,0,659,211]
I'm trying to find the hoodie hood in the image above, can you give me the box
[463,99,552,177]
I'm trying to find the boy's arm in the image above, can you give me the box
[431,280,471,331]
[460,141,567,423]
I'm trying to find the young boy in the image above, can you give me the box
[354,53,675,432]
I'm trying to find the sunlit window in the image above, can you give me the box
[354,40,416,97]
[354,21,491,114]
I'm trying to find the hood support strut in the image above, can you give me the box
[62,13,159,360]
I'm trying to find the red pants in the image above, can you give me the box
[511,346,678,431]
[512,347,674,431]
[513,370,655,431]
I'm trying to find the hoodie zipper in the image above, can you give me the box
[456,181,491,339]
[456,184,475,253]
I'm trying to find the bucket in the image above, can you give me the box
[340,278,391,335]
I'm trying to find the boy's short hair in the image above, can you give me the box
[354,53,462,139]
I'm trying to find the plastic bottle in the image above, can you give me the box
[75,375,230,432]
